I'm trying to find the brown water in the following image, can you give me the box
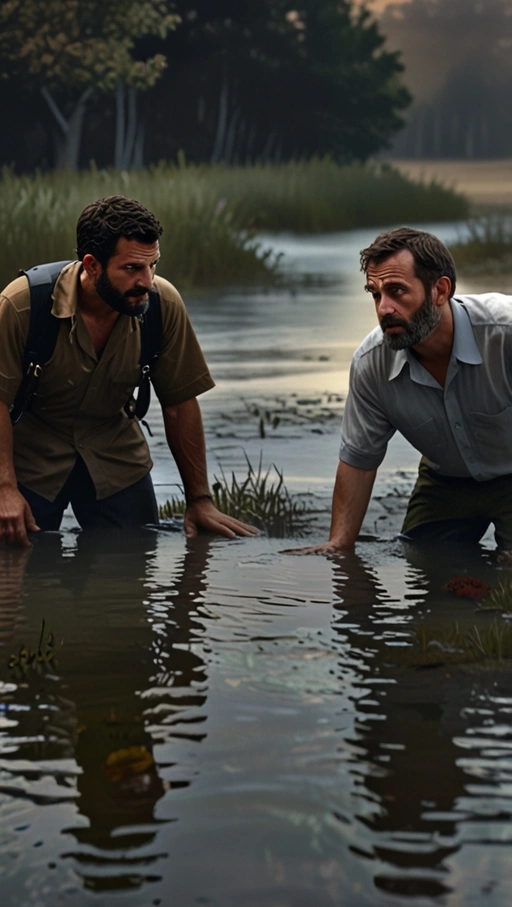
[2,226,511,906]
[1,533,511,906]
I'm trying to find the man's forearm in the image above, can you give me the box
[328,460,377,549]
[0,402,18,490]
[162,397,211,501]
[0,401,38,545]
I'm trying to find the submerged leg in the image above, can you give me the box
[69,457,159,530]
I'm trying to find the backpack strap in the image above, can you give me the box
[10,260,74,425]
[10,262,163,431]
[123,288,162,432]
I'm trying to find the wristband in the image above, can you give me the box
[186,493,213,506]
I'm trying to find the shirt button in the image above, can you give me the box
[78,443,84,449]
[454,422,461,429]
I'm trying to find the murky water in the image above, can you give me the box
[2,225,512,906]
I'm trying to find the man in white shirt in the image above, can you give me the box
[297,226,512,558]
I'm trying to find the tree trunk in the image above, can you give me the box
[465,116,475,159]
[115,81,142,169]
[115,80,126,169]
[479,114,488,158]
[133,123,145,171]
[233,118,247,166]
[224,107,240,165]
[433,107,441,159]
[245,121,257,164]
[41,85,92,171]
[211,70,229,163]
[413,108,424,159]
[449,112,459,158]
[261,131,276,164]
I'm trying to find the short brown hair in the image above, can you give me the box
[76,195,163,266]
[360,226,457,297]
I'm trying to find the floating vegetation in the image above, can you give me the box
[242,402,281,440]
[390,618,512,668]
[477,578,512,613]
[159,453,310,537]
[7,619,56,676]
[212,392,344,442]
[104,745,155,783]
[465,621,512,661]
[444,576,491,600]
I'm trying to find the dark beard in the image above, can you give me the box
[380,291,441,351]
[95,269,150,317]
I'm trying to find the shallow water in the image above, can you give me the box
[2,533,512,906]
[2,225,511,905]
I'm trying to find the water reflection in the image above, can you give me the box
[331,546,512,903]
[0,531,213,897]
[2,534,512,903]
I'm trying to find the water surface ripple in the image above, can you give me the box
[1,225,511,906]
[0,530,511,906]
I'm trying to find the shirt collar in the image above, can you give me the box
[51,261,82,318]
[388,297,482,382]
[450,297,483,364]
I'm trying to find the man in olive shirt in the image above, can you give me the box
[0,195,257,546]
[294,226,512,559]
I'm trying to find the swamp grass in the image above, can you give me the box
[389,618,512,668]
[477,578,512,613]
[0,158,468,290]
[450,213,512,277]
[159,453,310,537]
[210,158,469,233]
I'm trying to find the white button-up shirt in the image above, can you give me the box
[339,295,512,480]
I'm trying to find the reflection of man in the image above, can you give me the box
[0,195,257,546]
[297,226,512,558]
[0,530,214,880]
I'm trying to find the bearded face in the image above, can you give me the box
[380,290,441,351]
[95,268,150,317]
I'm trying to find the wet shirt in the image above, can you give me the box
[339,294,512,481]
[0,262,215,500]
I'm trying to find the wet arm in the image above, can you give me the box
[162,398,258,539]
[283,460,377,555]
[0,402,39,546]
[328,460,377,549]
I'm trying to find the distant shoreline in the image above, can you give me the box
[390,159,512,208]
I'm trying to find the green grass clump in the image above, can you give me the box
[389,619,512,668]
[477,578,512,613]
[0,162,279,291]
[0,157,468,290]
[210,158,469,233]
[159,454,309,537]
[450,214,512,276]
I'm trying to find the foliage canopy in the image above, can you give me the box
[0,0,410,170]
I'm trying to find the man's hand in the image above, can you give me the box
[0,485,39,547]
[281,463,378,556]
[281,541,349,556]
[184,497,259,540]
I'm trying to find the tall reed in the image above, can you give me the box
[0,158,468,289]
[450,214,512,275]
[159,453,309,537]
[208,157,469,233]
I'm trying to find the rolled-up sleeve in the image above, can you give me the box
[0,294,27,408]
[150,278,215,407]
[339,356,396,470]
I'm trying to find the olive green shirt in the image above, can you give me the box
[0,262,215,500]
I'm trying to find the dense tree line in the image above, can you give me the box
[0,0,410,172]
[380,0,512,160]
